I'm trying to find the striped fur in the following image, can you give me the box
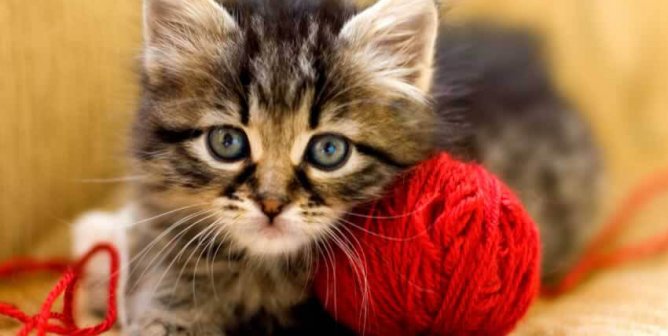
[127,0,438,334]
[122,0,600,334]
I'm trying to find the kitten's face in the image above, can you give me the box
[133,0,439,258]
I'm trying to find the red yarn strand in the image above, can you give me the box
[0,259,70,277]
[0,243,120,336]
[544,169,668,296]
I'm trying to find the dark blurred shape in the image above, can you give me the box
[433,24,603,283]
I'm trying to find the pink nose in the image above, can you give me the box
[260,198,285,221]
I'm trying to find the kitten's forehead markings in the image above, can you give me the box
[290,132,315,165]
[246,127,264,162]
[299,22,318,78]
[317,115,362,137]
[291,101,362,166]
[199,108,242,128]
[247,94,263,125]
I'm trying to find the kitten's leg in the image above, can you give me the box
[125,259,228,336]
[72,207,132,327]
[72,206,227,334]
[123,227,232,336]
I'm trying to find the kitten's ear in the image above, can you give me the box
[340,0,439,97]
[143,0,236,44]
[142,0,237,78]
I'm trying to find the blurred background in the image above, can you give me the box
[1,0,668,334]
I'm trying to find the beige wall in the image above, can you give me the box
[1,0,667,259]
[453,0,668,185]
[0,1,141,258]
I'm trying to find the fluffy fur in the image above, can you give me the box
[433,26,602,280]
[127,0,438,334]
[97,0,603,334]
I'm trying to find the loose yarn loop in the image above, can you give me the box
[544,169,668,296]
[0,244,119,336]
[313,153,542,335]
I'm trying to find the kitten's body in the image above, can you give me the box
[116,0,601,334]
[434,27,601,280]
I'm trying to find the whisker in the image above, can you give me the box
[336,216,430,242]
[332,224,372,334]
[208,222,228,301]
[121,203,207,229]
[187,224,221,306]
[342,198,435,220]
[74,175,149,184]
[339,221,438,306]
[316,236,337,316]
[84,208,211,291]
[327,225,370,333]
[149,212,218,297]
[137,212,217,295]
[129,209,210,265]
[127,209,212,285]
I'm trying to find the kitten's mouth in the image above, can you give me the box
[234,216,312,257]
[256,216,298,239]
[258,222,287,238]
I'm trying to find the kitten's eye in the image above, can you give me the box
[306,134,351,171]
[207,126,250,162]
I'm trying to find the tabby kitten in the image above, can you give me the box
[127,0,438,334]
[119,0,599,334]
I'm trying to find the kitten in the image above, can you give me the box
[116,0,600,334]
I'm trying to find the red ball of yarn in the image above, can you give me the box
[313,153,541,335]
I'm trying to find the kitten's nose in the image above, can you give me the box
[259,197,286,222]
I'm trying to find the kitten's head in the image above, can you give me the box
[133,0,440,258]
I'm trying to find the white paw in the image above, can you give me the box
[72,204,135,328]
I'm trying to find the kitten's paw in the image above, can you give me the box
[126,319,223,336]
[137,322,173,336]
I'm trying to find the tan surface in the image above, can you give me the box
[1,0,668,334]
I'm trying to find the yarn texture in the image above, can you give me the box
[313,153,542,335]
[0,244,119,336]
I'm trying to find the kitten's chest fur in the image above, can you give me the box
[125,212,313,333]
